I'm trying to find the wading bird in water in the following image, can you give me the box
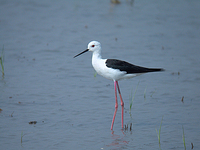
[74,41,164,130]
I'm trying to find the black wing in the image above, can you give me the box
[106,59,164,74]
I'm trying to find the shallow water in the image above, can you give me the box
[0,0,200,149]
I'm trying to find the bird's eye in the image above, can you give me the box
[91,45,95,47]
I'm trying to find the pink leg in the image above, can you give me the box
[111,81,118,130]
[116,81,124,129]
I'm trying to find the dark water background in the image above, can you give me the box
[0,0,200,149]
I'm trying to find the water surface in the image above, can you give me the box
[0,0,200,149]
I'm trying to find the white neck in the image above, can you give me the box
[92,50,102,60]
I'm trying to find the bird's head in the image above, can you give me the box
[74,41,101,58]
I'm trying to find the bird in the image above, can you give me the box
[74,41,164,130]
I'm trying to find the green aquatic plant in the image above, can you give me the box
[150,88,156,97]
[182,125,186,150]
[0,45,4,76]
[155,116,163,145]
[144,85,147,100]
[21,131,31,144]
[21,131,24,143]
[94,71,97,77]
[129,81,139,113]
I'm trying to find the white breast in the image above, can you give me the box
[92,58,131,81]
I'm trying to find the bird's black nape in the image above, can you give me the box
[74,49,89,58]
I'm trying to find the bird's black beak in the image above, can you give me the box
[73,49,89,58]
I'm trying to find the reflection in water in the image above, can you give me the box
[106,130,129,149]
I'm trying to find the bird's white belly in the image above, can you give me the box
[96,67,124,80]
[92,59,138,81]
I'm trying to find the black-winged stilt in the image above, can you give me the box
[74,41,164,130]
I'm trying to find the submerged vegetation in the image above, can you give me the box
[129,81,139,114]
[182,125,186,150]
[156,116,163,145]
[127,82,190,149]
[94,71,97,77]
[0,45,4,77]
[144,85,147,100]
